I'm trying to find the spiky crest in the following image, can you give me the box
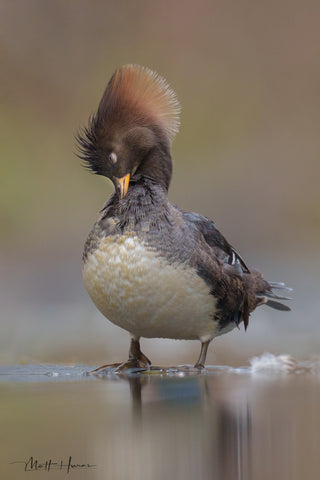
[96,64,180,141]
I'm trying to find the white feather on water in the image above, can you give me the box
[249,353,297,373]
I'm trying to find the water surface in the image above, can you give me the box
[1,356,320,480]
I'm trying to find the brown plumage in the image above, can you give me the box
[78,65,291,372]
[97,64,180,140]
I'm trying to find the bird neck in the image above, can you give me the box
[135,144,173,192]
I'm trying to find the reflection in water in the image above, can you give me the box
[2,366,320,480]
[100,373,253,480]
[216,401,251,480]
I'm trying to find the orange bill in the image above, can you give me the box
[115,174,130,199]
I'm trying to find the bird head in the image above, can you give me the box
[77,65,180,197]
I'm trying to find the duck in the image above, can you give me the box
[77,64,291,372]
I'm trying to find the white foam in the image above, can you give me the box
[250,353,297,373]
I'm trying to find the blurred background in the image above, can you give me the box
[1,0,319,366]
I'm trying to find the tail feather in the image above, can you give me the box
[257,280,292,312]
[265,299,291,311]
[268,281,293,292]
[260,291,292,301]
[242,270,291,327]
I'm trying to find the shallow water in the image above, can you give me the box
[1,356,320,480]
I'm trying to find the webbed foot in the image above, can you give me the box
[114,357,150,373]
[90,363,121,374]
[90,338,151,376]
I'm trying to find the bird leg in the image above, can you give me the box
[128,338,151,365]
[91,338,151,375]
[112,338,151,372]
[194,340,210,369]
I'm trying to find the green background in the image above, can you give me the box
[1,0,319,366]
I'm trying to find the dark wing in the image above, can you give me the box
[181,211,251,330]
[181,211,290,331]
[182,212,250,274]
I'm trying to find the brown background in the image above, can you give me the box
[1,0,319,366]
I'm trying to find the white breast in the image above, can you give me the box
[82,235,218,341]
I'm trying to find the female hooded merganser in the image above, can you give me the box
[78,65,291,372]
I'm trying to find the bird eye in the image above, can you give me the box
[109,152,117,164]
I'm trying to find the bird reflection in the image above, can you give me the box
[128,374,143,421]
[97,372,252,480]
[216,401,251,480]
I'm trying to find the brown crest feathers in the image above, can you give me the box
[97,64,181,141]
